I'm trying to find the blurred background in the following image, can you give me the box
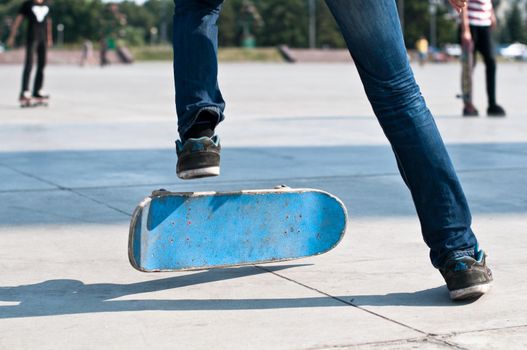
[0,0,526,64]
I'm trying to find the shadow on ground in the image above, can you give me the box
[0,265,471,319]
[0,143,526,226]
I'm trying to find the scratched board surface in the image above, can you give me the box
[129,189,347,271]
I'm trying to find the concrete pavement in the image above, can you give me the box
[0,62,526,349]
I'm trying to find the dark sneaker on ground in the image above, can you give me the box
[487,104,506,117]
[33,90,49,100]
[463,104,479,117]
[176,135,220,180]
[440,246,493,301]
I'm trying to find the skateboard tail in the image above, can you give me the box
[128,197,152,272]
[129,189,348,272]
[459,40,474,103]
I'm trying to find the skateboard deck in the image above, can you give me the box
[458,40,474,102]
[20,97,49,108]
[129,188,348,272]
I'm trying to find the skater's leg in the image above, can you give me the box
[21,41,35,94]
[325,0,478,268]
[172,0,225,179]
[472,27,495,106]
[473,26,505,115]
[173,0,225,140]
[33,41,47,96]
[473,26,504,117]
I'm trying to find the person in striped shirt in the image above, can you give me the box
[460,0,506,116]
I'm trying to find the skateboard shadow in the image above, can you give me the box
[0,266,470,319]
[146,194,243,231]
[209,193,243,212]
[146,195,185,230]
[0,264,304,319]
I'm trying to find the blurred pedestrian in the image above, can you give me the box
[172,0,493,301]
[459,0,506,116]
[80,40,94,66]
[416,36,429,66]
[99,37,109,67]
[6,0,52,105]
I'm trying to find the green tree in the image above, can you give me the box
[139,0,174,43]
[51,0,106,43]
[1,0,465,49]
[504,1,526,43]
[316,0,345,48]
[255,0,308,47]
[400,0,457,48]
[218,1,240,46]
[0,0,29,44]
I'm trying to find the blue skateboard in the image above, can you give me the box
[128,187,348,272]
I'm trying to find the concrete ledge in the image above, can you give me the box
[279,45,352,63]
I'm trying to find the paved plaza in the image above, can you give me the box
[0,61,526,349]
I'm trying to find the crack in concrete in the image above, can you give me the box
[255,265,427,335]
[0,163,66,189]
[435,337,471,350]
[303,333,472,349]
[255,267,504,350]
[258,263,527,350]
[0,164,131,217]
[305,336,427,350]
[1,165,526,195]
[64,189,132,217]
[448,323,527,336]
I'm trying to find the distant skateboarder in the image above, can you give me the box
[172,0,493,301]
[6,0,52,106]
[459,0,506,117]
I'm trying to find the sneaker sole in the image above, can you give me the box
[450,283,491,301]
[178,166,220,180]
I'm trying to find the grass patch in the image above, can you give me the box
[131,45,284,62]
[218,47,284,62]
[131,45,173,61]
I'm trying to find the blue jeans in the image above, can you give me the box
[173,0,478,268]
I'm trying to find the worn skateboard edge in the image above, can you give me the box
[128,196,153,272]
[128,187,348,272]
[20,98,50,108]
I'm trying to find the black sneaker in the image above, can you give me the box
[33,90,50,99]
[176,135,221,180]
[487,104,506,117]
[439,246,493,301]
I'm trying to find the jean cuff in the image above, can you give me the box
[179,106,224,140]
